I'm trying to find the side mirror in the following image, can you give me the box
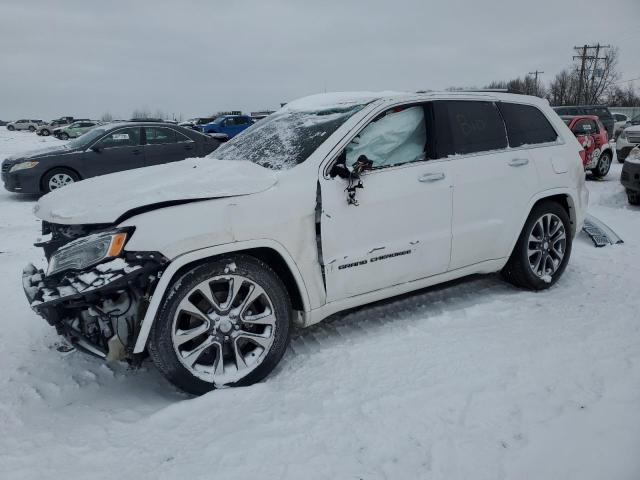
[91,145,101,153]
[352,155,373,175]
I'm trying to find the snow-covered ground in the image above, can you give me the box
[0,129,639,480]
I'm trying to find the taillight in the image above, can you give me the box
[579,149,586,165]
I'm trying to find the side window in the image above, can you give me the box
[572,119,592,135]
[145,127,177,145]
[498,102,558,147]
[435,101,507,155]
[175,130,192,143]
[97,128,141,148]
[345,105,427,169]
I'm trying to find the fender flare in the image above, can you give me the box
[503,188,578,261]
[133,239,311,353]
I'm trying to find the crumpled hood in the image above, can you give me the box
[34,158,278,225]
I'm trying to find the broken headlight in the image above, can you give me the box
[48,230,129,276]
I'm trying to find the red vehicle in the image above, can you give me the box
[561,115,613,178]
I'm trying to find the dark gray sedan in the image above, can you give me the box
[1,122,221,194]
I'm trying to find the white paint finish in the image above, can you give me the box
[34,158,278,225]
[448,149,540,269]
[320,161,453,300]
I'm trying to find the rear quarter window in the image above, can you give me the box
[498,103,558,147]
[435,100,507,156]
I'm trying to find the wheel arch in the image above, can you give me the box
[506,190,577,262]
[133,240,310,353]
[40,166,82,192]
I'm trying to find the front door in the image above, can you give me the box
[87,127,145,177]
[320,104,453,302]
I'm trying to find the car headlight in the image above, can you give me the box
[48,231,129,276]
[9,161,39,172]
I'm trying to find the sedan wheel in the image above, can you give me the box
[48,173,74,190]
[59,132,69,140]
[41,129,50,136]
[149,256,292,395]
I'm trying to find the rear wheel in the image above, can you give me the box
[59,132,69,140]
[148,255,292,395]
[41,129,50,136]
[628,190,640,206]
[501,201,572,290]
[592,151,611,178]
[42,168,79,193]
[7,125,14,131]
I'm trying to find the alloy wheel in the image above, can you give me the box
[48,173,75,190]
[527,213,566,279]
[171,274,277,385]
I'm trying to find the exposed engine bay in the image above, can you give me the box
[23,221,167,361]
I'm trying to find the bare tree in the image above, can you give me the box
[485,75,546,97]
[583,47,620,105]
[131,108,152,119]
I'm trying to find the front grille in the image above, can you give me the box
[627,133,640,144]
[1,163,10,173]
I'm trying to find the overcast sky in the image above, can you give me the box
[1,0,639,120]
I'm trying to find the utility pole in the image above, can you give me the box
[528,70,544,95]
[573,43,610,104]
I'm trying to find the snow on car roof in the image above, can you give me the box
[282,90,548,112]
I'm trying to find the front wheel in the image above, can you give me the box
[40,129,50,136]
[42,168,79,193]
[148,255,292,395]
[59,132,69,140]
[7,125,14,131]
[592,151,611,178]
[28,125,36,132]
[501,201,572,290]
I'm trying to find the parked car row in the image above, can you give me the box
[2,122,221,193]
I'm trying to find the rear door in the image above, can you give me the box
[440,100,541,270]
[143,127,196,166]
[86,127,145,177]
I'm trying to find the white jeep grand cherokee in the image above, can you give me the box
[23,91,588,394]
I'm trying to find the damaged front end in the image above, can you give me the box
[23,221,167,361]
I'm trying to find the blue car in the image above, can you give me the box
[198,115,253,139]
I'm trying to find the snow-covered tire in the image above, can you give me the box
[40,129,50,136]
[148,255,292,395]
[592,151,612,178]
[28,125,36,132]
[627,190,640,206]
[7,125,14,131]
[501,200,572,291]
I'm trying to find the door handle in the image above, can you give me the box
[184,144,194,150]
[509,158,529,167]
[418,172,445,182]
